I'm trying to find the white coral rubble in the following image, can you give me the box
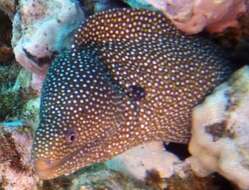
[106,141,181,180]
[189,66,249,190]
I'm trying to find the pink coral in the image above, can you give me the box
[145,0,247,34]
[12,0,84,92]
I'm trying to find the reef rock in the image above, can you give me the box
[189,66,249,190]
[69,168,155,190]
[12,0,84,91]
[106,141,180,181]
[125,0,247,34]
[0,124,38,190]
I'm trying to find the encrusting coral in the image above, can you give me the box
[106,141,180,181]
[189,66,249,190]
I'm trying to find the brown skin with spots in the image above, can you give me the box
[33,9,232,179]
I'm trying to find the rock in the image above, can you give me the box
[124,0,247,34]
[42,164,155,190]
[70,169,155,190]
[189,66,249,190]
[106,141,229,190]
[106,141,180,181]
[0,124,38,190]
[12,0,85,92]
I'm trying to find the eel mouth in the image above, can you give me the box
[34,158,63,180]
[34,148,84,180]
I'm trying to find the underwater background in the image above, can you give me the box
[0,0,249,189]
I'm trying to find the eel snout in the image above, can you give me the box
[34,159,59,180]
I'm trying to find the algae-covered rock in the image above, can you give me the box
[0,68,38,122]
[123,0,247,34]
[0,63,20,86]
[41,164,156,190]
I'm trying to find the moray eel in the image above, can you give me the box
[32,9,232,179]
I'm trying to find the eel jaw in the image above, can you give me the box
[34,147,92,180]
[34,159,62,180]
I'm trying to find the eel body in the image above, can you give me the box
[32,9,232,179]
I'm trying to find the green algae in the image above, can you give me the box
[0,88,37,121]
[0,67,38,121]
[0,63,20,85]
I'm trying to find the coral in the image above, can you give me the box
[166,172,228,190]
[124,0,247,34]
[40,163,156,190]
[69,167,156,190]
[106,142,231,190]
[0,125,38,190]
[12,0,85,91]
[106,141,180,182]
[189,66,249,190]
[210,11,249,67]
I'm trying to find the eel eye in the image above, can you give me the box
[127,85,146,101]
[65,128,77,143]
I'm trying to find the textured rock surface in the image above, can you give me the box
[106,141,180,181]
[12,0,84,91]
[125,0,247,34]
[0,125,38,190]
[189,66,249,190]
